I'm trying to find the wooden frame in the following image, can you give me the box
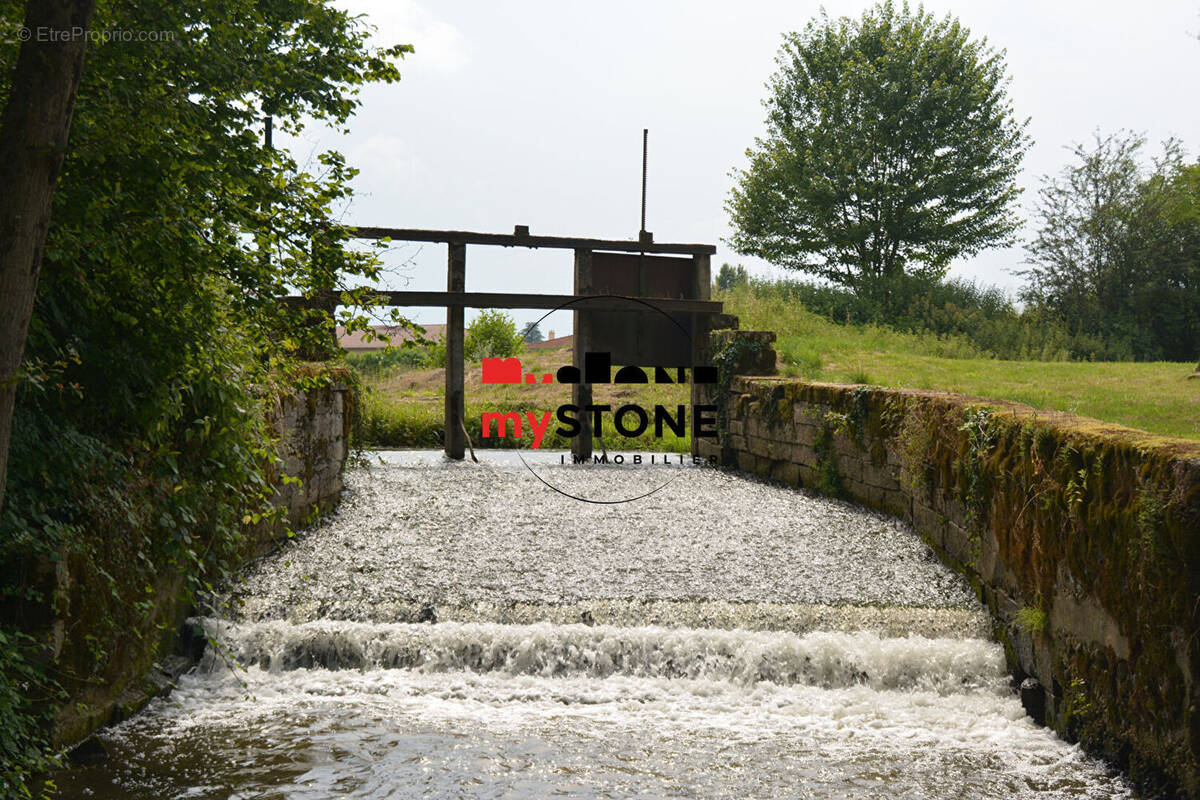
[286,227,721,461]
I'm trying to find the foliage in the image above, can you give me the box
[346,344,434,377]
[728,1,1029,297]
[895,403,935,492]
[1020,133,1200,362]
[957,406,996,528]
[465,311,524,361]
[0,627,63,798]
[715,263,749,290]
[719,281,1200,440]
[0,0,408,789]
[735,274,1133,362]
[519,321,545,344]
[1014,605,1048,634]
[812,418,844,497]
[710,335,765,439]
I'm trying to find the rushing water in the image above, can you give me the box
[57,451,1134,798]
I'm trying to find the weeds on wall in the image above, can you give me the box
[894,402,936,493]
[846,387,872,447]
[711,337,766,440]
[957,407,997,529]
[812,416,844,498]
[1014,605,1049,634]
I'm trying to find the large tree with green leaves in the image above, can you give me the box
[0,0,95,518]
[727,1,1030,297]
[0,0,410,787]
[1020,133,1200,362]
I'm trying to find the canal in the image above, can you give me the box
[57,451,1133,798]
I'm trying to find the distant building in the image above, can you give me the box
[336,324,445,352]
[528,332,573,350]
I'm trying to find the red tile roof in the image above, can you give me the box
[337,324,445,351]
[528,334,573,350]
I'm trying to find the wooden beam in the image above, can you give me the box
[347,226,716,256]
[691,253,712,458]
[571,249,593,462]
[293,290,723,315]
[444,243,466,460]
[692,253,712,303]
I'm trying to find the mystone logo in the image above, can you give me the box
[479,351,719,448]
[478,295,720,503]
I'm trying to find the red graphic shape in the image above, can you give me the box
[482,357,522,384]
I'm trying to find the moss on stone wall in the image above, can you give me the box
[714,373,1200,798]
[9,377,355,762]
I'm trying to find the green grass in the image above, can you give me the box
[1014,606,1049,634]
[349,286,1199,445]
[721,284,1200,441]
[350,345,693,451]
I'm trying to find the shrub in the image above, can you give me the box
[346,345,431,377]
[734,275,1141,362]
[716,263,749,290]
[464,311,524,361]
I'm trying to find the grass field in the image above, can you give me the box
[350,285,1199,447]
[353,344,694,451]
[721,284,1200,441]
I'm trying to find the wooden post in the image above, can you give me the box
[444,242,466,459]
[572,248,593,462]
[690,253,711,457]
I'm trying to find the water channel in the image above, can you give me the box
[59,451,1134,798]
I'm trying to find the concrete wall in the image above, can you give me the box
[699,333,1200,797]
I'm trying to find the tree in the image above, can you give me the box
[1020,133,1200,362]
[727,1,1029,299]
[0,2,409,786]
[520,321,544,343]
[0,0,95,515]
[466,311,524,360]
[715,263,749,290]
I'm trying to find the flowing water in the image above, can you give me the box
[58,451,1134,798]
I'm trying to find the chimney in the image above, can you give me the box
[548,330,555,340]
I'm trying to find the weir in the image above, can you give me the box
[57,451,1135,798]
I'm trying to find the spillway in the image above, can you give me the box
[58,451,1133,798]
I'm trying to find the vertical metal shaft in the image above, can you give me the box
[640,128,648,234]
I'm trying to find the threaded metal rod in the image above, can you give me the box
[640,128,648,234]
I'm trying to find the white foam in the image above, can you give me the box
[103,665,1132,799]
[200,618,1008,695]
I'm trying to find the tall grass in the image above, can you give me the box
[739,276,1130,362]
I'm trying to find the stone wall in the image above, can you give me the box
[699,335,1200,797]
[49,381,353,748]
[249,383,354,554]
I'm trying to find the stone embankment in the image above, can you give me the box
[700,329,1200,798]
[45,379,352,747]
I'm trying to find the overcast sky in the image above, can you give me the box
[285,0,1200,333]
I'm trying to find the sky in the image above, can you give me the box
[282,0,1200,334]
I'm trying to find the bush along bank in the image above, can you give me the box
[0,365,355,793]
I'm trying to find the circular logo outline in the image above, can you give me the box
[511,293,698,504]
